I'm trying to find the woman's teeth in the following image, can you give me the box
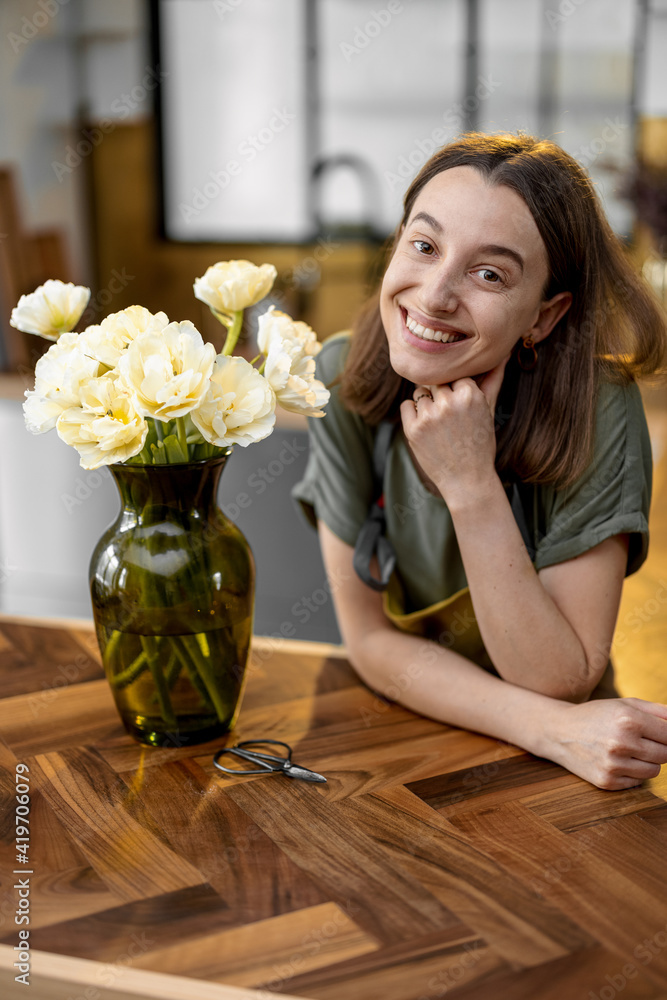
[405,314,465,343]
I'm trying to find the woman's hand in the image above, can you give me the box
[545,697,667,790]
[399,355,510,505]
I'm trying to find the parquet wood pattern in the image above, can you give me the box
[2,621,667,999]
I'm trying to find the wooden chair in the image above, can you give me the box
[0,166,71,373]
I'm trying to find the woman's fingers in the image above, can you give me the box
[596,761,660,792]
[626,758,662,778]
[550,698,667,790]
[619,702,667,748]
[623,697,667,721]
[635,736,667,765]
[400,397,419,431]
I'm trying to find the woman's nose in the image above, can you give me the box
[419,261,459,313]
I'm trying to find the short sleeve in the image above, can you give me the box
[291,334,375,547]
[533,380,652,577]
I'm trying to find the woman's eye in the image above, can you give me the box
[412,240,434,255]
[477,268,501,283]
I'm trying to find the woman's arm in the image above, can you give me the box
[445,474,628,701]
[319,521,667,790]
[401,360,627,701]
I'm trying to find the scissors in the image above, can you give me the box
[213,739,327,783]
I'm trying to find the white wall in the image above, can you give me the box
[0,397,119,619]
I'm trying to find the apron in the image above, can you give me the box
[352,420,617,698]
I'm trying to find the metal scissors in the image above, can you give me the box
[213,739,327,783]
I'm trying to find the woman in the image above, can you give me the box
[293,132,667,790]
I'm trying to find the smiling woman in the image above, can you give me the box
[379,168,571,389]
[293,132,667,792]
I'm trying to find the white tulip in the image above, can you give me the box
[193,260,277,314]
[10,280,90,341]
[79,305,169,368]
[190,355,276,447]
[117,320,215,421]
[263,336,330,417]
[256,306,321,358]
[23,333,101,434]
[56,377,147,469]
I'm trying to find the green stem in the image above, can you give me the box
[109,650,149,690]
[102,628,123,671]
[257,358,266,375]
[221,310,243,356]
[178,633,229,723]
[140,635,177,728]
[151,419,168,464]
[211,306,234,327]
[176,417,190,462]
[165,649,180,689]
[196,632,210,657]
[172,636,215,711]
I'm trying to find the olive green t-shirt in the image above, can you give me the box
[292,333,652,614]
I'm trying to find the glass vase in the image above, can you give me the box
[89,456,254,747]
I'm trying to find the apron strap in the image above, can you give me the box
[353,421,397,591]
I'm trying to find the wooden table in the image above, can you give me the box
[2,616,667,1000]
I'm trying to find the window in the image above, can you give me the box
[154,0,640,242]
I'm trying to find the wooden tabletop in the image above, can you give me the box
[2,616,667,1000]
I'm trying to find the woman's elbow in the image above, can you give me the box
[550,650,612,703]
[498,654,601,703]
[342,627,393,693]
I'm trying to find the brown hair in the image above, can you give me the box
[340,132,667,487]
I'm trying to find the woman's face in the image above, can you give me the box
[380,165,568,386]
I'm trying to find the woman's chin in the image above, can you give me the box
[388,349,453,386]
[387,346,431,384]
[388,343,495,386]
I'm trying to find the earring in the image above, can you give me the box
[517,335,538,371]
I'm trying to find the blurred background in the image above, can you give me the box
[0,1,666,668]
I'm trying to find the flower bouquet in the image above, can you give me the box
[12,262,329,746]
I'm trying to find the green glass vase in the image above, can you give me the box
[89,456,254,747]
